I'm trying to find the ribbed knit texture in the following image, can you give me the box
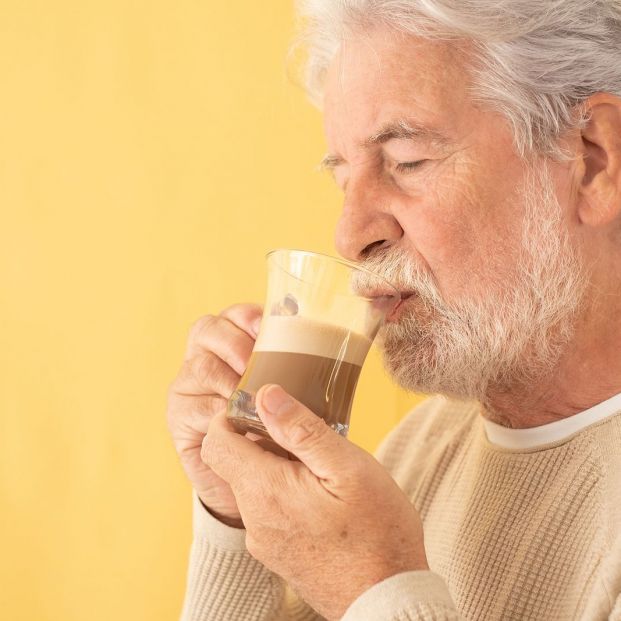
[180,493,322,621]
[180,396,621,620]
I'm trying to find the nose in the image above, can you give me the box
[334,171,403,262]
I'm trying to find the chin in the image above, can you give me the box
[376,324,488,400]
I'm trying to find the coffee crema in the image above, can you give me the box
[254,315,371,363]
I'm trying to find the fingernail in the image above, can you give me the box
[251,317,262,337]
[262,385,293,415]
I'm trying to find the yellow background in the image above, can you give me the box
[0,2,422,619]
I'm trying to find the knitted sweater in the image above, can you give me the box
[179,396,621,620]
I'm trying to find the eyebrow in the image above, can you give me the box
[319,119,449,171]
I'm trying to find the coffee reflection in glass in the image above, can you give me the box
[227,249,400,439]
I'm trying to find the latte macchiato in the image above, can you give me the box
[229,315,372,436]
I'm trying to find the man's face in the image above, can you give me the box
[322,28,586,400]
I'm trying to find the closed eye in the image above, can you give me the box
[395,160,428,173]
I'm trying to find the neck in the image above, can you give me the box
[481,280,621,429]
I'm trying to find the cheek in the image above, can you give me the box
[395,164,524,299]
[394,171,483,298]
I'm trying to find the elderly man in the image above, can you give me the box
[167,1,621,619]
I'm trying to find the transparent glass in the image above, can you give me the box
[227,249,400,438]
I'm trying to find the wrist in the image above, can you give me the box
[197,495,245,529]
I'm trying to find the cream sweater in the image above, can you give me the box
[180,397,621,620]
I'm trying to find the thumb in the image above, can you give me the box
[255,384,350,478]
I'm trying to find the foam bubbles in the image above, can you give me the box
[254,315,371,364]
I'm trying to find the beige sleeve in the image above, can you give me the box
[341,572,459,621]
[179,492,325,621]
[181,492,460,621]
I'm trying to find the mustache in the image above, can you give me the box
[351,245,440,301]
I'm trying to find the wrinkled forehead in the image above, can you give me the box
[322,28,473,144]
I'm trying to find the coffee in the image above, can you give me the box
[229,315,372,435]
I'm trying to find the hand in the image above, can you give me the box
[202,384,429,620]
[166,304,263,527]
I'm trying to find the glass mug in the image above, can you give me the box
[227,249,400,438]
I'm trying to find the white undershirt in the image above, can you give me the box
[483,392,621,450]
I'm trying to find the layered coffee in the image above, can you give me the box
[229,315,372,436]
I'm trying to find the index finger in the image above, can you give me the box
[201,411,284,491]
[185,303,263,361]
[220,303,264,338]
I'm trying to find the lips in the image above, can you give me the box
[386,292,415,321]
[356,286,415,319]
[359,287,414,300]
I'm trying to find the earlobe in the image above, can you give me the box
[576,95,621,228]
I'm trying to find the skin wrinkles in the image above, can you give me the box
[326,60,525,299]
[320,118,452,171]
[323,26,621,426]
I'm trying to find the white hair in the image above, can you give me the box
[294,0,621,158]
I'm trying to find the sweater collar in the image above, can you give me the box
[482,392,621,450]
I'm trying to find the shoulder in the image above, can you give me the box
[374,395,480,485]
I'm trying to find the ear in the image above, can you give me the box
[575,93,621,228]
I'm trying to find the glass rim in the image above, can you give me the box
[265,248,401,301]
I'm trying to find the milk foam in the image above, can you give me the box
[254,315,371,365]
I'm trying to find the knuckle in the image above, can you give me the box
[338,452,370,488]
[185,398,223,433]
[188,346,240,397]
[262,463,290,494]
[221,302,262,318]
[225,338,253,375]
[191,351,220,390]
[289,414,329,448]
[220,303,264,333]
[211,361,237,397]
[201,395,226,418]
[200,433,211,462]
[337,466,363,490]
[188,314,217,344]
[201,429,234,468]
[168,361,192,397]
[200,432,218,465]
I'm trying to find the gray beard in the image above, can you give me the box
[361,164,588,402]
